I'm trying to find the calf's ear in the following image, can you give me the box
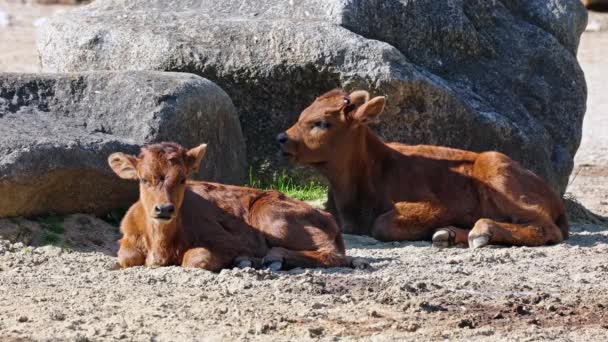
[186,144,208,173]
[348,90,370,108]
[108,153,139,180]
[352,96,386,123]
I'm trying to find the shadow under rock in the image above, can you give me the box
[563,197,608,247]
[0,214,119,256]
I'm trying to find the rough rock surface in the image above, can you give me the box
[37,0,587,193]
[0,71,245,217]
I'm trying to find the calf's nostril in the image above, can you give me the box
[154,203,175,217]
[276,132,288,145]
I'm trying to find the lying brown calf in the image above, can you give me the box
[108,142,362,271]
[277,89,569,248]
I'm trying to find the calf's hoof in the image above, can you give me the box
[432,229,453,248]
[234,256,257,269]
[234,256,264,269]
[468,233,491,249]
[350,257,370,270]
[263,261,283,272]
[262,247,285,272]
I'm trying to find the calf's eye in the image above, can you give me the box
[140,178,149,186]
[313,121,331,129]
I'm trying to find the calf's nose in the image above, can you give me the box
[154,203,175,217]
[276,132,288,145]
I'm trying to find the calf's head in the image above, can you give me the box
[277,89,386,167]
[108,142,207,224]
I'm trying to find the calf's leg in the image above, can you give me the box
[117,238,145,268]
[468,218,564,248]
[182,248,232,272]
[262,245,357,271]
[371,202,454,242]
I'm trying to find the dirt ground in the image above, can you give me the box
[1,3,608,341]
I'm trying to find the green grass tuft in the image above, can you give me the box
[41,231,61,245]
[247,168,327,202]
[38,213,65,234]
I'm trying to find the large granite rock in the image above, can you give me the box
[37,0,588,193]
[0,71,245,217]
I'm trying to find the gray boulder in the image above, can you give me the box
[0,71,245,217]
[37,0,587,193]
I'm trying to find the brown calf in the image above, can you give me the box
[277,89,569,248]
[108,142,364,271]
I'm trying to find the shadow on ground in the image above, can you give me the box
[1,197,606,258]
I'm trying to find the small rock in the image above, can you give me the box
[493,312,504,319]
[308,326,324,337]
[11,242,25,251]
[416,282,427,291]
[528,317,541,326]
[74,335,90,342]
[311,302,325,310]
[405,323,419,332]
[458,319,475,329]
[17,315,28,323]
[50,311,66,321]
[419,302,446,313]
[254,322,271,334]
[515,305,530,316]
[369,310,382,318]
[339,294,352,303]
[402,284,417,293]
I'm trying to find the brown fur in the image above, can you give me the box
[278,89,569,248]
[108,142,354,271]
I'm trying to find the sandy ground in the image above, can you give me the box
[1,3,608,342]
[0,1,72,73]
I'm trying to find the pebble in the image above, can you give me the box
[368,310,381,318]
[311,302,325,310]
[405,323,419,332]
[11,242,25,251]
[457,319,475,329]
[50,310,66,321]
[515,305,531,316]
[308,326,324,337]
[17,315,28,323]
